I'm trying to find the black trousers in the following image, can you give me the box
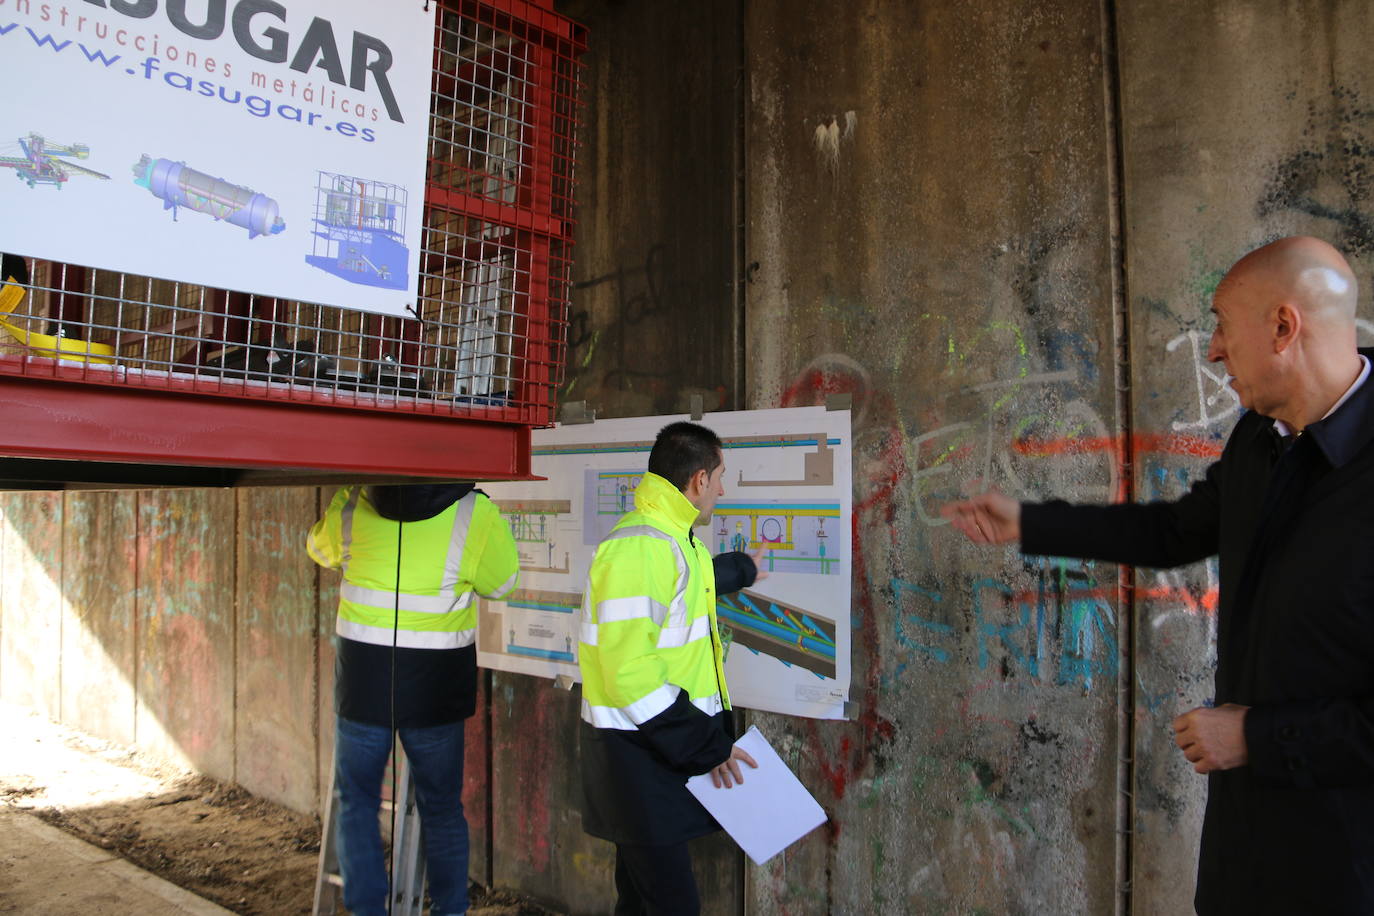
[613,841,699,916]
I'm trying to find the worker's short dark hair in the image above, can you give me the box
[649,421,723,491]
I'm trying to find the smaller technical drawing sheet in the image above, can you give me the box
[477,405,853,720]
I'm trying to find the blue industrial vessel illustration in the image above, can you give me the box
[305,172,409,290]
[132,155,285,239]
[1,134,110,188]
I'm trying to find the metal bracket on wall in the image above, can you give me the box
[552,674,576,690]
[560,400,596,425]
[826,393,852,412]
[690,394,704,420]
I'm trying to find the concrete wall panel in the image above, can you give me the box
[557,0,743,418]
[463,673,492,885]
[0,491,63,718]
[235,488,319,813]
[316,487,337,816]
[743,0,1121,912]
[60,491,137,747]
[135,489,237,781]
[490,674,613,915]
[1115,2,1374,911]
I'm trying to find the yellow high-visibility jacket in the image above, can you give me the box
[308,485,518,650]
[579,471,730,727]
[578,472,759,845]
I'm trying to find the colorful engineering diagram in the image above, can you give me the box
[132,154,285,238]
[305,171,410,290]
[0,134,110,188]
[478,406,851,719]
[493,498,572,574]
[479,588,580,663]
[713,501,841,575]
[717,589,837,680]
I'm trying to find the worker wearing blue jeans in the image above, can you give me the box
[333,718,469,916]
[309,483,520,916]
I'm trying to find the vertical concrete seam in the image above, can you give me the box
[232,490,240,786]
[313,486,323,815]
[58,492,66,723]
[1099,0,1137,911]
[734,3,751,914]
[133,490,141,747]
[0,496,5,697]
[731,0,749,412]
[484,667,495,888]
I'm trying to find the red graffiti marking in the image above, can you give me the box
[503,692,553,872]
[1012,432,1224,460]
[783,358,901,813]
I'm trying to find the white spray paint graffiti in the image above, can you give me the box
[813,110,858,176]
[913,370,1116,526]
[1166,329,1240,431]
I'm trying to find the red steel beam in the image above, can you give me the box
[0,375,535,481]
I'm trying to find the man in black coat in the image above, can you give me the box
[943,236,1374,914]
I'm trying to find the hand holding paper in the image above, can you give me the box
[710,745,759,788]
[687,726,828,865]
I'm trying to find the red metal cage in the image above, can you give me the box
[0,0,586,488]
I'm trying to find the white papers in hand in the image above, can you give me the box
[685,725,827,866]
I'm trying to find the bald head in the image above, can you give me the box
[1218,236,1358,330]
[1207,236,1364,429]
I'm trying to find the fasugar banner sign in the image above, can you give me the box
[0,0,436,317]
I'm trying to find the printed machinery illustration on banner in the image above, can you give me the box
[305,171,410,290]
[1,133,110,188]
[132,154,285,238]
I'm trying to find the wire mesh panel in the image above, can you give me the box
[0,0,585,434]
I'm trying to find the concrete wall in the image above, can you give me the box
[743,0,1123,911]
[4,1,1374,914]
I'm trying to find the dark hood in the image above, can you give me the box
[366,483,475,522]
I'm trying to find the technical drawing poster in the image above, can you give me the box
[0,0,432,316]
[478,406,853,720]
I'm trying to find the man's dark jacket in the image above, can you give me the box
[580,549,757,846]
[1021,348,1374,915]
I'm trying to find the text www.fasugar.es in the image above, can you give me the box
[1,24,379,142]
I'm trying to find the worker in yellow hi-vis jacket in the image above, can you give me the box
[578,422,762,916]
[308,484,518,916]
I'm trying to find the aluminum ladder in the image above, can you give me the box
[313,751,428,916]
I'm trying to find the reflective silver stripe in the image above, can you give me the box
[596,595,669,626]
[605,524,690,631]
[338,488,361,574]
[337,617,476,649]
[579,621,600,647]
[581,699,633,728]
[443,494,477,599]
[580,687,723,728]
[622,682,680,722]
[486,568,519,600]
[341,582,472,615]
[656,615,712,649]
[692,693,724,717]
[579,682,680,728]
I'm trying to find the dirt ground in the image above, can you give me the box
[0,703,559,916]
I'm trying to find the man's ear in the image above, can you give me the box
[1273,302,1301,353]
[685,467,709,497]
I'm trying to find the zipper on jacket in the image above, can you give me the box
[689,529,729,712]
